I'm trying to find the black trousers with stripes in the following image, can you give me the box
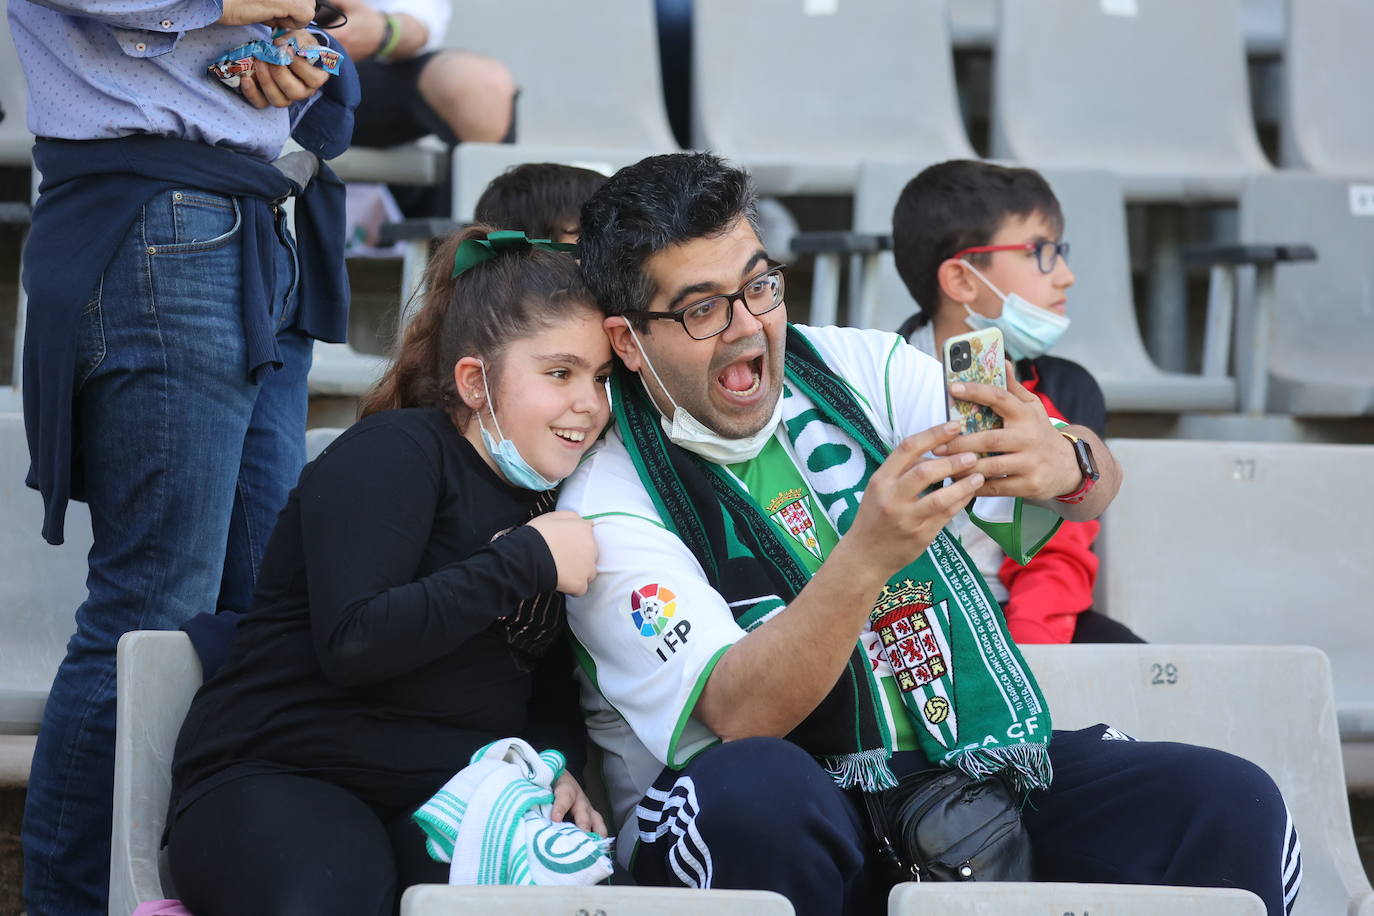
[627,727,1300,916]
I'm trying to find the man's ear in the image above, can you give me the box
[937,258,978,308]
[453,357,487,411]
[604,316,643,372]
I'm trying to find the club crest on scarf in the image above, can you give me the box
[630,583,678,637]
[765,487,823,560]
[870,579,958,745]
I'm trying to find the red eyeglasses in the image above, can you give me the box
[954,241,1070,275]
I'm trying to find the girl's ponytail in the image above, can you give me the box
[358,224,594,428]
[359,229,487,420]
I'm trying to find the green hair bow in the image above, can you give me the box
[450,230,577,278]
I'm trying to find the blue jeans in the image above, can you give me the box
[21,188,312,915]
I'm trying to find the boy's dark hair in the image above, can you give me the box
[892,160,1063,330]
[473,163,609,240]
[360,224,594,429]
[577,152,758,324]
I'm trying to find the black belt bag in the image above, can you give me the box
[862,767,1034,884]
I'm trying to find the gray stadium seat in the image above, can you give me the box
[1021,644,1374,916]
[450,144,639,224]
[1097,438,1374,740]
[692,0,975,195]
[0,10,35,166]
[0,412,91,735]
[942,0,997,49]
[990,0,1271,202]
[106,631,791,915]
[305,425,345,461]
[109,630,201,916]
[401,885,795,915]
[947,0,1285,54]
[331,139,448,188]
[308,340,389,398]
[889,882,1265,915]
[1280,0,1374,175]
[454,0,676,151]
[1237,173,1374,416]
[1,10,34,400]
[445,0,678,218]
[849,162,1237,412]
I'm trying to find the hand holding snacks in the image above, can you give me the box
[209,29,341,108]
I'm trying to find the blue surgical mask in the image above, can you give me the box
[475,362,560,491]
[959,259,1070,361]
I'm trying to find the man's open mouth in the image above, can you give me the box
[716,355,764,399]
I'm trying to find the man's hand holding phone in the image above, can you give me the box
[841,422,984,578]
[934,365,1082,503]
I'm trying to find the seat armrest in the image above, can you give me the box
[376,218,466,245]
[790,230,889,255]
[1188,243,1317,412]
[1184,243,1317,266]
[0,202,30,226]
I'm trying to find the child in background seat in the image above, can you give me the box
[892,159,1141,645]
[475,162,609,243]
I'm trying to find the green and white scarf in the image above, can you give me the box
[614,326,1056,793]
[413,738,612,886]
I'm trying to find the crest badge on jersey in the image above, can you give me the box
[870,579,950,694]
[766,487,823,560]
[630,583,678,637]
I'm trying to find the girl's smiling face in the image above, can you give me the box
[459,307,614,486]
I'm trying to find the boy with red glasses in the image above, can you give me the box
[893,159,1140,645]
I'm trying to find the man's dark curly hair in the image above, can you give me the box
[577,152,759,324]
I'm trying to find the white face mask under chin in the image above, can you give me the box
[624,321,783,464]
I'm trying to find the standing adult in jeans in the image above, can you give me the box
[10,0,358,910]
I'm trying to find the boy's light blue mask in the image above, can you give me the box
[959,259,1070,361]
[475,361,560,492]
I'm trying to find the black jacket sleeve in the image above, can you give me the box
[522,634,590,780]
[298,423,557,687]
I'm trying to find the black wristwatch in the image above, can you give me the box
[1054,432,1099,505]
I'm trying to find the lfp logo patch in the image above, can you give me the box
[630,583,677,637]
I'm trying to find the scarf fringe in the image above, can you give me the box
[950,743,1053,794]
[822,748,899,792]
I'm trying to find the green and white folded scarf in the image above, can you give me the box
[614,326,1058,793]
[413,738,612,886]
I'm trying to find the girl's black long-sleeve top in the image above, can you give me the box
[169,407,586,820]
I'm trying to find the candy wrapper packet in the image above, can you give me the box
[208,29,342,95]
